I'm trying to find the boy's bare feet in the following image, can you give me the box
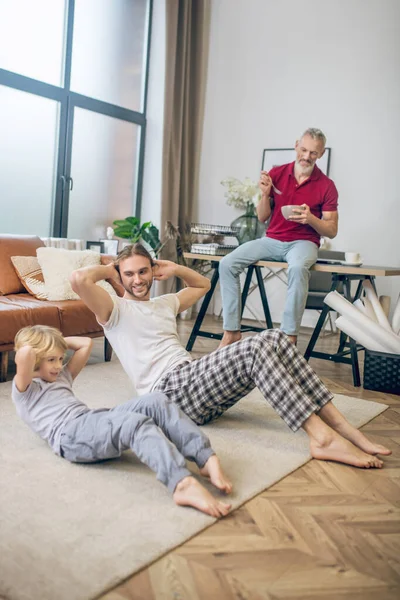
[319,405,392,456]
[199,454,233,494]
[219,331,241,349]
[310,429,383,468]
[173,476,231,517]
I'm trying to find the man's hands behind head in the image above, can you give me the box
[152,259,177,281]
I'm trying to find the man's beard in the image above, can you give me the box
[123,278,153,299]
[295,158,314,176]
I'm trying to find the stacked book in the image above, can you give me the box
[190,243,238,256]
[190,223,239,256]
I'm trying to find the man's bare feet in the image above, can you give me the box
[318,404,392,456]
[287,334,297,345]
[199,454,233,494]
[219,330,241,349]
[173,476,231,517]
[303,413,384,468]
[310,429,383,468]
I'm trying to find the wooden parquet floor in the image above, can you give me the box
[96,317,400,600]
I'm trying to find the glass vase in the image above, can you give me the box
[231,206,265,245]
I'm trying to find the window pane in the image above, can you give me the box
[0,0,67,86]
[67,107,139,242]
[71,0,149,111]
[0,86,59,236]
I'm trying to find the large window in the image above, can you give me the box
[0,0,152,240]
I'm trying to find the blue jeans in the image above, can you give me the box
[219,237,318,336]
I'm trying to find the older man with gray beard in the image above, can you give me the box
[219,128,339,348]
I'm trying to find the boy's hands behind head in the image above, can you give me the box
[15,345,37,365]
[14,345,39,391]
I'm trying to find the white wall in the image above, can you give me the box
[198,0,400,325]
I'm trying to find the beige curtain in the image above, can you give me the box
[161,0,211,250]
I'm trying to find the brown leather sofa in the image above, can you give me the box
[0,234,116,382]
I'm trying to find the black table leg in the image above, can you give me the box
[186,265,220,351]
[337,330,347,354]
[343,277,361,387]
[240,266,254,318]
[304,277,339,360]
[255,266,273,329]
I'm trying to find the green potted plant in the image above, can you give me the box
[112,217,162,255]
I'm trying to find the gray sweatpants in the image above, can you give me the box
[59,392,214,493]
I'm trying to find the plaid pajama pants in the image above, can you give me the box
[154,329,334,431]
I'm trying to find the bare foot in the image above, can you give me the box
[173,476,231,517]
[287,334,297,345]
[320,412,392,456]
[199,454,233,494]
[310,429,384,469]
[219,331,241,349]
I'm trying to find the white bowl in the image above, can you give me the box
[281,205,299,220]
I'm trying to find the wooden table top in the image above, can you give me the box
[183,253,400,277]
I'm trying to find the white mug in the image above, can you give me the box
[345,251,361,263]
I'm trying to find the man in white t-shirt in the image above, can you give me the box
[70,243,390,470]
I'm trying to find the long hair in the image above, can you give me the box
[114,243,155,270]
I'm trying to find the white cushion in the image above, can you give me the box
[36,247,116,301]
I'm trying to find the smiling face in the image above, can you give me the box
[295,134,325,175]
[118,254,154,300]
[37,349,65,383]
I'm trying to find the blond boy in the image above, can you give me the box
[13,325,232,517]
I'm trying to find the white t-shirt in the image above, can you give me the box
[101,294,192,394]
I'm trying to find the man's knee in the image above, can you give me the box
[287,263,311,281]
[257,328,286,344]
[220,253,237,276]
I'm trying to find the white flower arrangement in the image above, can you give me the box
[221,177,261,212]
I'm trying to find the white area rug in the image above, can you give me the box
[0,360,388,600]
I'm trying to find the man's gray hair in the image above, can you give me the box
[301,127,326,146]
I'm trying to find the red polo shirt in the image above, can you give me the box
[266,162,338,246]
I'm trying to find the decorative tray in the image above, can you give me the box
[190,243,238,256]
[191,223,240,236]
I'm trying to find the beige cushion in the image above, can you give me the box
[36,247,116,301]
[10,256,48,300]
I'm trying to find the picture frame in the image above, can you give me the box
[100,239,119,255]
[86,241,105,253]
[261,147,331,176]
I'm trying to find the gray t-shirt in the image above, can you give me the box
[12,366,89,455]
